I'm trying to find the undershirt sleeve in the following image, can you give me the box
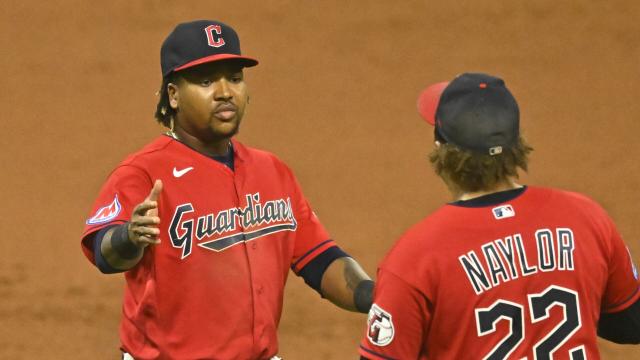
[601,217,640,313]
[295,245,349,295]
[598,296,640,344]
[92,225,124,274]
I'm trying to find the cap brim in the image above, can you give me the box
[173,54,259,73]
[417,81,449,125]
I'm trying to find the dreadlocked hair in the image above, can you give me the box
[154,73,178,127]
[429,136,533,193]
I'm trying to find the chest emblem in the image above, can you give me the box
[173,166,194,178]
[168,193,297,258]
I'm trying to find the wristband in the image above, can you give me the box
[111,222,142,259]
[354,279,375,313]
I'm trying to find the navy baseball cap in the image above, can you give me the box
[161,20,258,77]
[417,73,520,155]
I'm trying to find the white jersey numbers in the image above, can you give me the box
[476,286,584,360]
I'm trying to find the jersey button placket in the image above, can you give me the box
[232,163,264,355]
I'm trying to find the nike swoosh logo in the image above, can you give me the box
[173,166,194,178]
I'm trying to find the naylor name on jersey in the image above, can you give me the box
[168,192,297,259]
[459,228,576,295]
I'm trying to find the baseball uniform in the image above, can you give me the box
[360,186,640,359]
[82,136,342,359]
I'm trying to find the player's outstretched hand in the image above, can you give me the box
[128,180,163,248]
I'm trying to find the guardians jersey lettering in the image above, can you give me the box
[459,228,576,295]
[169,193,297,257]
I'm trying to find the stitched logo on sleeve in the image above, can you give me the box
[492,204,515,220]
[367,304,395,346]
[86,195,122,225]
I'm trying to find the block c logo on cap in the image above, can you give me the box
[205,25,225,48]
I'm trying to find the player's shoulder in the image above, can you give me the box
[377,208,452,292]
[381,206,451,262]
[530,186,607,214]
[117,135,173,167]
[233,140,293,171]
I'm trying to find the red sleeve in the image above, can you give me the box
[283,167,335,273]
[359,269,430,360]
[601,218,640,313]
[80,165,152,263]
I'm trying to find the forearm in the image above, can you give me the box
[320,257,373,313]
[98,223,144,271]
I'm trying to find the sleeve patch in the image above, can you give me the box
[367,303,395,347]
[86,194,122,225]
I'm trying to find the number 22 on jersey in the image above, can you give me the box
[475,285,585,360]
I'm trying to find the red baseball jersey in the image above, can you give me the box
[360,186,640,360]
[81,136,336,360]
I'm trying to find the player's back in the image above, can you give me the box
[381,186,639,359]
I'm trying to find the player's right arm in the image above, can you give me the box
[82,165,162,273]
[96,180,163,271]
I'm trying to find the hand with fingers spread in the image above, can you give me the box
[128,180,163,249]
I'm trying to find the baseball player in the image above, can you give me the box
[80,20,374,360]
[359,73,640,359]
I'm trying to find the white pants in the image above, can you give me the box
[123,353,281,360]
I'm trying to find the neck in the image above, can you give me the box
[452,179,522,202]
[169,127,231,157]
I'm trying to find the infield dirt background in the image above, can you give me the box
[2,1,640,359]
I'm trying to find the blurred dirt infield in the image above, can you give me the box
[1,1,639,359]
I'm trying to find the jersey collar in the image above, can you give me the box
[449,186,527,208]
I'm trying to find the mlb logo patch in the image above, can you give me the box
[86,195,122,225]
[492,204,515,220]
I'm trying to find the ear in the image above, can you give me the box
[167,83,179,110]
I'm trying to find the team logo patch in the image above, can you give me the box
[492,204,515,220]
[367,304,394,346]
[86,195,122,225]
